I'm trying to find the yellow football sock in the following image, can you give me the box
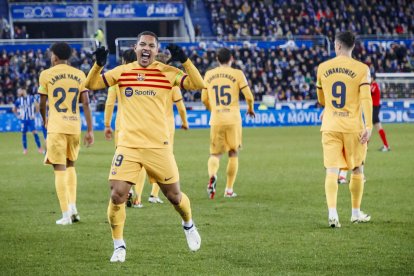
[107,200,126,240]
[349,174,364,209]
[173,192,192,223]
[208,155,220,177]
[134,168,146,203]
[226,157,238,191]
[151,183,160,197]
[54,170,69,213]
[325,172,338,208]
[66,167,77,205]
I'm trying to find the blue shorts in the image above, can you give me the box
[21,119,36,132]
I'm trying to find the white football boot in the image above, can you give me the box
[183,224,201,252]
[351,211,371,223]
[328,217,341,228]
[56,217,72,225]
[148,196,164,204]
[110,246,126,263]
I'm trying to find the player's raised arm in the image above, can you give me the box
[85,47,109,90]
[316,66,325,106]
[167,44,205,90]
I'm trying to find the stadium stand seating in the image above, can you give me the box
[205,0,414,39]
[0,0,413,104]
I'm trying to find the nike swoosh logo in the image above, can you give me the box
[164,176,173,181]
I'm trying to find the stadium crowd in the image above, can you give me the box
[1,39,413,105]
[206,0,414,39]
[0,48,109,105]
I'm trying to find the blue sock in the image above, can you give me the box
[42,126,47,139]
[22,133,27,149]
[34,133,41,148]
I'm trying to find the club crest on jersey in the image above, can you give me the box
[124,87,133,97]
[137,73,145,81]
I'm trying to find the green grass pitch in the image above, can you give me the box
[0,124,413,275]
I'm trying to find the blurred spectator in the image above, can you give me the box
[0,16,11,39]
[0,47,96,105]
[206,0,414,39]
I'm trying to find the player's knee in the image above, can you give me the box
[352,167,363,175]
[110,190,126,204]
[166,190,181,205]
[228,150,238,157]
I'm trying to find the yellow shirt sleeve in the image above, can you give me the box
[316,65,325,106]
[238,71,254,111]
[38,71,48,95]
[172,86,183,102]
[85,63,124,90]
[201,88,210,111]
[104,85,117,127]
[359,67,373,129]
[181,59,205,90]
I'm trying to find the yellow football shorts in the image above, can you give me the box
[44,133,80,165]
[210,124,242,154]
[322,131,367,170]
[108,146,179,185]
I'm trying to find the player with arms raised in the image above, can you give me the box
[202,47,255,199]
[38,42,94,225]
[316,31,372,228]
[86,31,204,262]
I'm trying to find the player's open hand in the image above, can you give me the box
[93,46,109,67]
[104,127,113,140]
[166,44,188,63]
[246,109,256,118]
[84,130,94,147]
[359,128,372,144]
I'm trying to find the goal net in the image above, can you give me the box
[376,73,414,99]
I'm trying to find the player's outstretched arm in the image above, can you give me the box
[80,91,94,147]
[181,59,205,90]
[176,100,189,130]
[85,47,109,90]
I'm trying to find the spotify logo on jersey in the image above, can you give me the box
[124,87,133,97]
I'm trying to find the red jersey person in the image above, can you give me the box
[371,73,390,152]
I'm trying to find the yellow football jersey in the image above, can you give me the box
[105,85,122,130]
[38,64,88,134]
[317,56,371,133]
[166,86,183,132]
[102,61,187,148]
[203,66,254,125]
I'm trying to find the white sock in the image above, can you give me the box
[182,219,194,228]
[225,188,233,194]
[328,208,338,219]
[69,203,77,215]
[339,170,348,179]
[352,208,360,217]
[113,239,126,249]
[62,211,71,219]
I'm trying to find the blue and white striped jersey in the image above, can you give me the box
[14,95,36,120]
